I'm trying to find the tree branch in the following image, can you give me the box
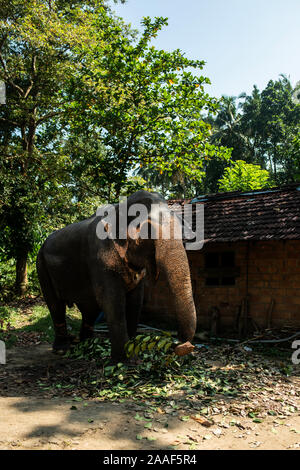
[36,110,62,124]
[24,56,37,99]
[0,51,24,96]
[0,116,20,127]
[0,34,8,51]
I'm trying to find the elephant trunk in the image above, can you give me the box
[155,238,197,346]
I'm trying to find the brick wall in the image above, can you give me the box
[142,240,300,331]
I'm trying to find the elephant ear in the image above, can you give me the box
[100,219,130,263]
[100,213,159,281]
[101,218,145,264]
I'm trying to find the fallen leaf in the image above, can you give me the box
[191,415,213,427]
[180,416,190,422]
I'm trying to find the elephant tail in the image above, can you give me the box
[36,247,60,307]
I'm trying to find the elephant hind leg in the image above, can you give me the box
[37,250,70,352]
[76,302,99,342]
[51,303,75,353]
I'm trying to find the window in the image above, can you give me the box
[204,251,237,286]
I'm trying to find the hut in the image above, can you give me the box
[142,184,300,334]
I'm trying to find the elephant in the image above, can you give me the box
[36,190,197,362]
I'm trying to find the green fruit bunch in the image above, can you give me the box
[125,332,174,358]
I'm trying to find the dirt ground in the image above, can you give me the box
[0,343,299,450]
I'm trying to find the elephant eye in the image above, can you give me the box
[128,262,140,272]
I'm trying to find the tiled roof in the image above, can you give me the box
[168,184,300,243]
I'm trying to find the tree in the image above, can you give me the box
[208,76,300,190]
[0,2,229,294]
[239,85,263,166]
[68,16,231,199]
[209,96,249,160]
[0,0,130,294]
[218,160,270,192]
[240,76,300,183]
[202,96,250,193]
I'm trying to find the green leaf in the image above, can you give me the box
[180,416,190,421]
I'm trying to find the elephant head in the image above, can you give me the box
[99,191,197,348]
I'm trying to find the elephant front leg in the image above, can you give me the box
[126,281,145,339]
[103,291,129,363]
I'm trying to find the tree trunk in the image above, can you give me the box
[16,250,28,296]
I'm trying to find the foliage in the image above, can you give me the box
[1,305,297,412]
[205,76,300,192]
[0,1,229,295]
[0,303,81,346]
[201,96,248,193]
[240,76,300,184]
[209,96,249,162]
[125,332,173,358]
[218,160,270,192]
[0,258,40,301]
[68,15,231,198]
[0,0,114,292]
[65,335,242,402]
[1,1,298,300]
[67,332,180,370]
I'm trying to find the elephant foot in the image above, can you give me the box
[79,324,95,342]
[52,334,78,355]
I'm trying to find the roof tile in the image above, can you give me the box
[168,184,300,243]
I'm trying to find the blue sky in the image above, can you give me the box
[113,0,300,98]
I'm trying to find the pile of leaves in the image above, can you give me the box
[64,333,247,402]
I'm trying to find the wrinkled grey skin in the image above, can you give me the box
[36,191,197,362]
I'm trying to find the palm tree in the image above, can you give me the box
[210,96,249,161]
